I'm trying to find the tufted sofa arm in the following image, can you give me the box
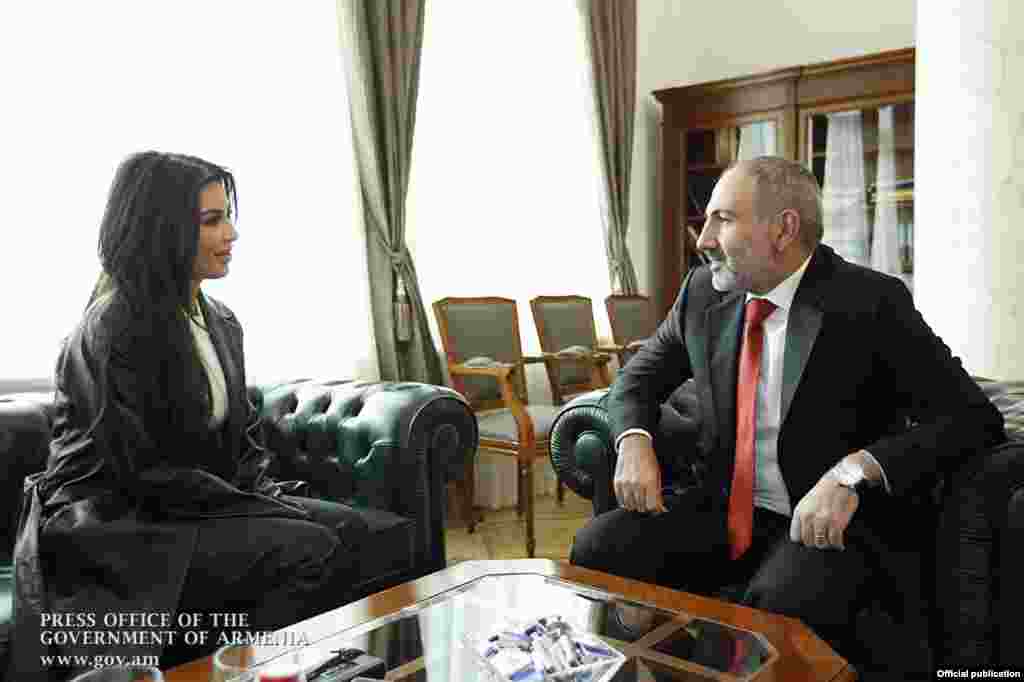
[548,380,702,516]
[250,379,478,575]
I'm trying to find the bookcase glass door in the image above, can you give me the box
[806,101,915,291]
[683,119,779,267]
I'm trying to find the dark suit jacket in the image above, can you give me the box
[607,244,1005,543]
[11,293,309,681]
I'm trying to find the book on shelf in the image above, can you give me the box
[868,178,914,204]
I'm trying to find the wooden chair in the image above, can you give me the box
[529,295,614,406]
[604,294,657,368]
[433,297,563,558]
[529,296,617,506]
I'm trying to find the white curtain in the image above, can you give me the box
[407,2,612,507]
[0,2,376,385]
[737,120,777,160]
[871,105,913,290]
[821,111,870,267]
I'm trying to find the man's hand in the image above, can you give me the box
[614,434,667,514]
[789,467,859,550]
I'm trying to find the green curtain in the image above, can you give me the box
[578,0,640,294]
[337,0,443,383]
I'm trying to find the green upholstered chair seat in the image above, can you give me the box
[477,405,559,443]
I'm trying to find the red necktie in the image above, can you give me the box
[728,298,777,560]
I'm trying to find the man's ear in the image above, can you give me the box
[775,209,802,252]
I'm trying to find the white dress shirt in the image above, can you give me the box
[617,255,889,516]
[190,310,228,429]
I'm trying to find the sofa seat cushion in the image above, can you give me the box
[477,406,559,443]
[351,505,416,587]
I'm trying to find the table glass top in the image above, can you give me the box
[254,572,776,681]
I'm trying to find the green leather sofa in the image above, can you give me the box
[0,378,478,678]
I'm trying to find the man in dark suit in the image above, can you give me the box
[570,157,1005,671]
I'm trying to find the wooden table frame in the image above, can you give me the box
[164,560,854,681]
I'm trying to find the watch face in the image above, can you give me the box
[835,461,864,487]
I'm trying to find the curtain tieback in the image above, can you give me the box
[385,248,408,268]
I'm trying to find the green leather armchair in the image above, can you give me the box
[547,378,1024,669]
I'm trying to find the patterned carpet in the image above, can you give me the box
[444,487,592,564]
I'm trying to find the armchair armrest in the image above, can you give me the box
[548,389,617,514]
[525,351,612,388]
[547,385,703,516]
[450,362,516,379]
[449,360,538,450]
[597,344,630,371]
[525,351,612,365]
[597,341,648,368]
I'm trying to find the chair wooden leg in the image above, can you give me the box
[517,470,526,518]
[521,459,536,558]
[556,480,565,505]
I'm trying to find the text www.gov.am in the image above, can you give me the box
[40,654,160,670]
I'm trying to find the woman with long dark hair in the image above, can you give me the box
[11,152,368,680]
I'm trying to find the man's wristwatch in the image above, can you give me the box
[832,459,871,495]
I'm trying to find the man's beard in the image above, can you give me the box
[707,256,740,292]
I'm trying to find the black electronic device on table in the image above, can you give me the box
[305,648,386,681]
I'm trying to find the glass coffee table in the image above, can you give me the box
[165,560,854,681]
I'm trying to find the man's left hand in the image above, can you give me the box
[789,471,859,550]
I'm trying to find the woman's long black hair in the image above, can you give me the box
[93,151,238,451]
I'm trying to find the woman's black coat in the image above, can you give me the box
[10,293,307,680]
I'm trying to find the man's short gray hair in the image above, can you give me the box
[726,156,823,250]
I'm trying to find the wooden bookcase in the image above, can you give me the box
[653,48,915,313]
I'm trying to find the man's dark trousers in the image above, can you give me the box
[570,485,929,676]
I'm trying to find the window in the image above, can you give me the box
[407,3,612,506]
[1,2,376,384]
[407,1,613,380]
